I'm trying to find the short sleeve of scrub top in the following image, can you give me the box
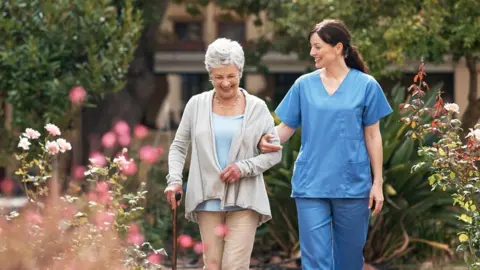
[274,69,393,199]
[363,79,393,126]
[274,80,301,129]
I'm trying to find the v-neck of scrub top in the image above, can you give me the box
[317,68,352,97]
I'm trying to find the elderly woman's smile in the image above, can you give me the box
[210,64,240,99]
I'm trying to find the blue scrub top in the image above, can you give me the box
[275,68,392,198]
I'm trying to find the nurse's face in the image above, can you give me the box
[309,33,343,69]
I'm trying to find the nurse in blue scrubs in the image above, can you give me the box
[259,19,392,269]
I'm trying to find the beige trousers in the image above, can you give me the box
[197,210,259,270]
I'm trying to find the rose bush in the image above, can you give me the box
[402,63,480,268]
[1,125,168,269]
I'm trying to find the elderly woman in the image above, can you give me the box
[164,38,281,269]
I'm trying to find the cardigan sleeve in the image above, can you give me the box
[235,102,282,177]
[166,96,197,186]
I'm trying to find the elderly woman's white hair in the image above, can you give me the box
[204,38,245,78]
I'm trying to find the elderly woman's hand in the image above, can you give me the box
[220,164,242,183]
[258,134,283,153]
[164,184,183,210]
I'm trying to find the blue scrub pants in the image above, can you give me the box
[296,198,370,270]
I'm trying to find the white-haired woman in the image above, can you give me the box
[164,38,282,269]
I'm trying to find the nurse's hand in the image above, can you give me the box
[258,134,282,153]
[220,164,241,184]
[164,184,183,210]
[369,182,384,216]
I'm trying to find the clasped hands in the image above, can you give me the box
[220,164,241,183]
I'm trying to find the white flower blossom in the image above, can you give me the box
[22,128,41,139]
[44,123,61,136]
[18,137,31,150]
[113,155,132,170]
[45,141,60,154]
[466,128,480,142]
[56,138,72,152]
[444,103,460,114]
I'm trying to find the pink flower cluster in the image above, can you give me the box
[100,120,150,150]
[17,124,71,155]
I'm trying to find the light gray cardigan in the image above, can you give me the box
[166,89,282,226]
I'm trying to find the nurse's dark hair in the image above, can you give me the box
[308,19,369,74]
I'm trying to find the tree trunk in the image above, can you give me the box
[461,55,480,135]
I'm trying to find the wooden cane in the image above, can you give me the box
[172,192,182,270]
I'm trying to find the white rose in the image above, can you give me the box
[56,138,72,152]
[444,103,460,114]
[18,137,31,150]
[23,128,41,139]
[46,141,60,155]
[468,128,480,141]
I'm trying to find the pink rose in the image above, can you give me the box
[113,155,131,169]
[69,86,87,105]
[118,134,131,146]
[45,123,61,136]
[72,166,87,180]
[139,145,159,164]
[194,242,205,254]
[113,120,130,135]
[56,138,72,152]
[177,234,193,248]
[46,141,60,154]
[89,152,107,167]
[122,160,137,175]
[101,131,116,148]
[23,128,41,139]
[134,125,149,139]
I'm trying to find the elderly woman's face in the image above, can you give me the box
[210,64,240,98]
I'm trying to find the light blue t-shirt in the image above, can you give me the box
[195,113,244,211]
[275,68,392,198]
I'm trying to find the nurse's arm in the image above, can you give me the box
[364,121,385,216]
[364,121,383,183]
[258,123,296,153]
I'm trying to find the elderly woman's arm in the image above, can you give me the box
[226,104,282,180]
[164,97,196,208]
[166,97,196,186]
[235,129,282,178]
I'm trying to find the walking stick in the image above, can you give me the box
[172,192,182,270]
